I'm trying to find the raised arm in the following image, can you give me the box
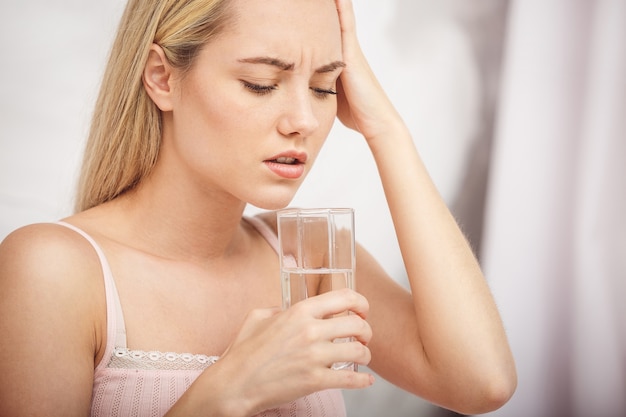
[334,0,517,413]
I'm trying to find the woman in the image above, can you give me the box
[0,0,516,416]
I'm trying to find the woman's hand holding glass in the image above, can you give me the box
[201,289,372,416]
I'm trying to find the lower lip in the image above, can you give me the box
[264,161,305,179]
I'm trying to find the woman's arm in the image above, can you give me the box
[334,0,517,413]
[0,224,103,416]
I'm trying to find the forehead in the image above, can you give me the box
[223,0,342,61]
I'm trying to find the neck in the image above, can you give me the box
[110,174,252,263]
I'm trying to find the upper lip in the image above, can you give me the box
[265,151,308,164]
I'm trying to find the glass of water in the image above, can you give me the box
[277,208,356,371]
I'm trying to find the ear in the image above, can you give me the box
[143,44,175,112]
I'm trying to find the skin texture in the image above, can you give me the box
[0,0,517,416]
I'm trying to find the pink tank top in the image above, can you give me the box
[57,217,346,417]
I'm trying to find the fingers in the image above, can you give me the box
[335,0,357,36]
[327,340,372,367]
[326,313,372,346]
[223,307,282,355]
[340,370,376,390]
[333,0,396,139]
[288,290,372,370]
[315,357,375,389]
[217,293,374,410]
[335,0,362,65]
[287,289,371,346]
[294,288,369,320]
[246,306,282,321]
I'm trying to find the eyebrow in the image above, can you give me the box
[238,57,346,73]
[316,61,346,73]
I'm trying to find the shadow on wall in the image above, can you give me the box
[389,0,510,261]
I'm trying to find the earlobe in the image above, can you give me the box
[143,44,175,112]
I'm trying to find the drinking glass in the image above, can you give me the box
[277,208,356,371]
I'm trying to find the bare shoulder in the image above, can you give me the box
[0,222,106,331]
[0,221,106,328]
[0,222,104,286]
[0,222,103,414]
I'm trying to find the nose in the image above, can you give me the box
[277,89,320,138]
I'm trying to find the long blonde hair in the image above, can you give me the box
[75,0,232,212]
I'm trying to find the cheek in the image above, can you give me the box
[176,87,248,150]
[166,98,238,185]
[188,86,235,127]
[322,104,337,132]
[313,103,337,147]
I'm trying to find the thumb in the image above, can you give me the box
[221,307,282,356]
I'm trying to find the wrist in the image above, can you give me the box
[366,121,412,153]
[164,360,256,417]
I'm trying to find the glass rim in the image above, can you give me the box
[277,207,354,217]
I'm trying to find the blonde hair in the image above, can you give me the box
[75,0,232,212]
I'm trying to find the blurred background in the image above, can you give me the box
[0,0,624,416]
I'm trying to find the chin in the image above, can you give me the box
[248,199,291,211]
[245,192,295,211]
[242,181,304,211]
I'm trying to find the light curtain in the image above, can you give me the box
[482,1,625,416]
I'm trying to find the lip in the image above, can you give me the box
[264,150,308,179]
[266,151,308,164]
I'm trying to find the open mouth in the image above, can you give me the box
[272,156,300,165]
[264,153,307,179]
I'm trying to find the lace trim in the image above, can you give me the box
[108,347,219,371]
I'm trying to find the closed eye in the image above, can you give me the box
[242,80,277,96]
[310,87,337,99]
[242,80,336,99]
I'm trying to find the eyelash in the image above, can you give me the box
[311,87,337,99]
[242,81,276,96]
[241,81,337,99]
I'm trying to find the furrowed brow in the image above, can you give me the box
[238,57,346,74]
[238,57,295,71]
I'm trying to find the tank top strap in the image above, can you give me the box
[55,222,128,364]
[245,215,279,254]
